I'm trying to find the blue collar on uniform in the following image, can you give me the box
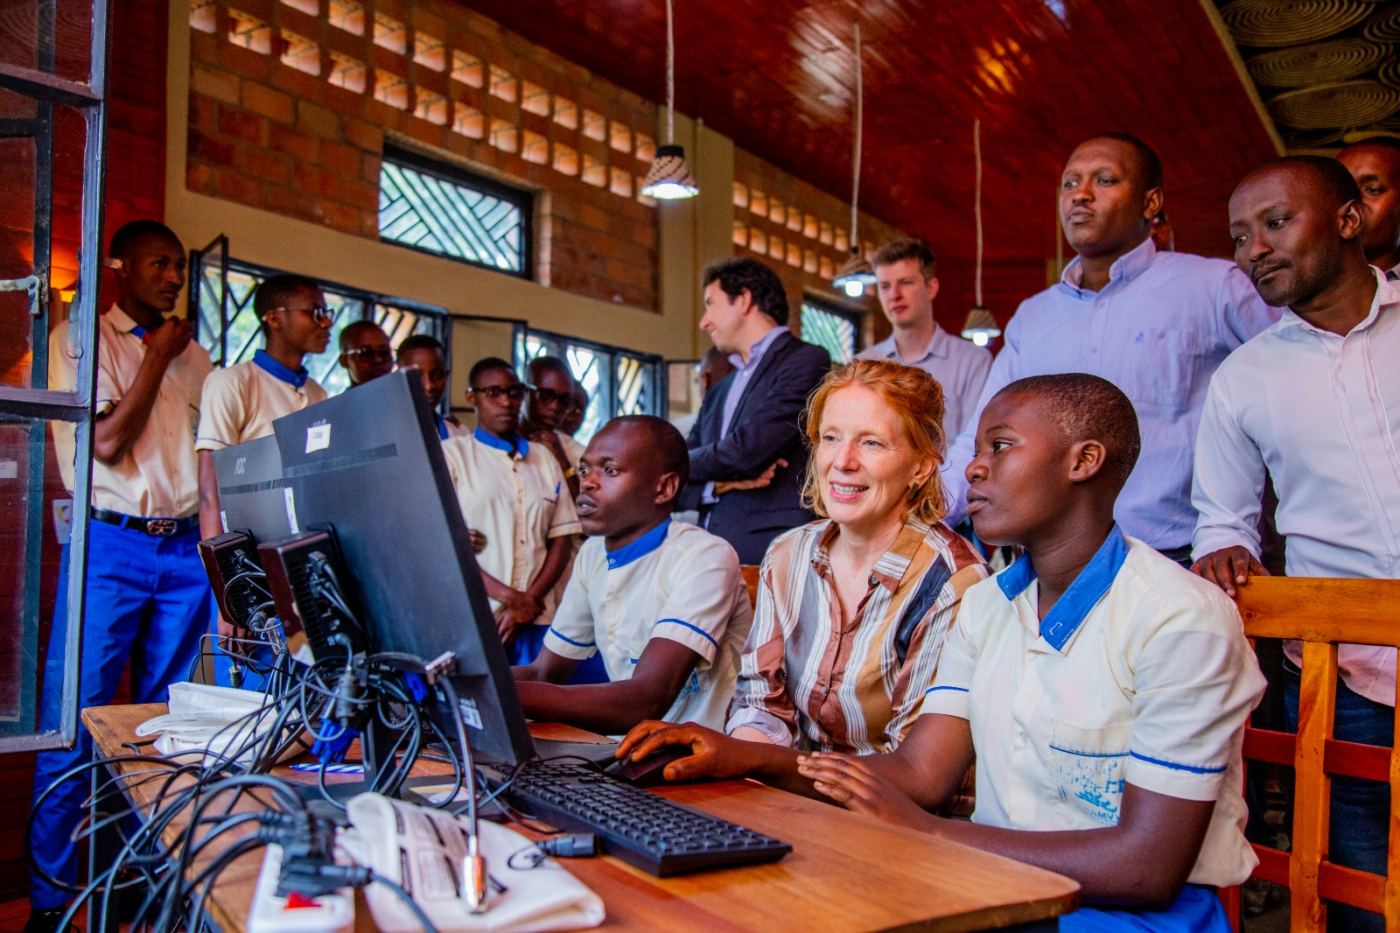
[129,324,147,339]
[253,349,309,388]
[433,413,450,440]
[606,518,671,570]
[996,524,1129,651]
[473,426,528,458]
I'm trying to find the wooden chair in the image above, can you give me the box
[1233,576,1400,930]
[740,564,761,609]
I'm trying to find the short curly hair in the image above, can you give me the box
[701,256,789,326]
[799,358,948,525]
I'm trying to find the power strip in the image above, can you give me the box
[247,843,354,933]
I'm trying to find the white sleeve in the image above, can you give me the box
[917,598,977,721]
[1190,373,1266,561]
[542,552,598,660]
[955,347,994,446]
[647,538,742,668]
[941,310,1024,526]
[194,367,245,451]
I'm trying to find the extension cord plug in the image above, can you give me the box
[247,843,354,933]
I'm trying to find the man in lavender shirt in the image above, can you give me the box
[941,133,1279,561]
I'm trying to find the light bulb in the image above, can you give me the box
[842,280,864,298]
[971,332,990,347]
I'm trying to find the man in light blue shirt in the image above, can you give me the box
[857,237,992,445]
[941,133,1279,559]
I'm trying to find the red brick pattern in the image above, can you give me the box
[185,0,662,310]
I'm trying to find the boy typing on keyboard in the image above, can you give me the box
[512,416,753,735]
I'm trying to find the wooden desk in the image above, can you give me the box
[84,704,1079,931]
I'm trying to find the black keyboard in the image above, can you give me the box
[485,758,791,876]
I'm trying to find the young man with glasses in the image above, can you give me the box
[520,355,584,500]
[441,357,582,666]
[195,273,332,683]
[338,319,395,388]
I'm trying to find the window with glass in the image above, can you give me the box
[188,244,450,396]
[800,298,861,364]
[378,145,532,277]
[514,329,665,442]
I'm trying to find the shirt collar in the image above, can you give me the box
[108,305,150,340]
[1059,237,1155,296]
[728,325,789,371]
[809,518,929,594]
[1277,269,1393,338]
[878,324,948,363]
[473,426,528,458]
[253,348,310,388]
[996,524,1129,652]
[433,413,450,440]
[606,518,671,570]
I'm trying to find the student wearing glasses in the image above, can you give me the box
[520,355,584,500]
[442,357,582,665]
[338,319,395,388]
[195,273,333,680]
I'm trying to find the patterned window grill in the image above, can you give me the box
[515,329,664,443]
[190,248,447,397]
[800,300,860,365]
[378,146,531,276]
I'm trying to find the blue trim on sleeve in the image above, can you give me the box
[546,627,595,648]
[924,685,969,696]
[996,524,1130,652]
[253,349,310,388]
[1129,750,1227,774]
[653,617,718,649]
[606,519,671,570]
[1049,744,1127,759]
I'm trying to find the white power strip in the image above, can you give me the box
[247,843,354,933]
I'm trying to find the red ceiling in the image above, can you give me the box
[463,0,1280,326]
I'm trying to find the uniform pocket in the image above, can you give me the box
[1048,719,1131,826]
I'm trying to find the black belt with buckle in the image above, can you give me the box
[90,507,199,537]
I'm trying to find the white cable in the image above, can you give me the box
[849,22,862,253]
[664,0,675,145]
[974,117,983,307]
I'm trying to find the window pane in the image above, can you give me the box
[801,301,857,364]
[0,415,79,739]
[378,154,529,274]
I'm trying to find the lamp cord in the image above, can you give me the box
[849,22,862,254]
[974,117,983,308]
[664,0,676,145]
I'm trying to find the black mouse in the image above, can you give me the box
[604,746,692,787]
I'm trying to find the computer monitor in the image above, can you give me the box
[212,435,291,543]
[271,370,534,766]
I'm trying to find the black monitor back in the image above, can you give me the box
[212,435,292,544]
[271,371,534,765]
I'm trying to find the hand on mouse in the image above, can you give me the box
[616,720,764,782]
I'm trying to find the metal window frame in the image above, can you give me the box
[512,324,667,435]
[0,0,110,753]
[378,143,534,280]
[800,293,864,361]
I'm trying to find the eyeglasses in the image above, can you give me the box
[343,347,393,362]
[271,304,333,324]
[472,384,529,402]
[531,387,571,406]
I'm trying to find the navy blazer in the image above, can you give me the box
[680,330,831,564]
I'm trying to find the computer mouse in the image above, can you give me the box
[604,746,692,787]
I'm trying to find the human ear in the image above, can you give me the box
[654,471,681,506]
[1142,187,1165,223]
[909,455,937,490]
[1067,439,1107,483]
[925,277,941,303]
[1338,198,1365,242]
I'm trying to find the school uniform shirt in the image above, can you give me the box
[441,428,581,622]
[195,349,328,450]
[1193,272,1400,706]
[50,307,212,517]
[558,431,585,471]
[432,413,469,441]
[543,519,753,729]
[727,518,988,753]
[857,323,993,445]
[921,527,1265,887]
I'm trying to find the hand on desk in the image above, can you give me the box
[1191,545,1268,598]
[797,752,939,830]
[468,528,488,554]
[714,459,787,496]
[616,721,765,783]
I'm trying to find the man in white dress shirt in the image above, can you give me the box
[1193,156,1399,933]
[857,237,991,446]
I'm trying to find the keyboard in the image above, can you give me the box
[484,758,791,877]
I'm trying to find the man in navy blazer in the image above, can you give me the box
[679,257,831,564]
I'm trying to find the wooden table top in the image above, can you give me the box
[84,704,1079,931]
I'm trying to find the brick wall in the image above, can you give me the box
[185,0,660,310]
[732,149,906,348]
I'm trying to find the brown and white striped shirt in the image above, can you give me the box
[726,517,988,754]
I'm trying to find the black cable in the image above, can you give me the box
[369,871,441,933]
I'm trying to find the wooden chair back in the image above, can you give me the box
[740,564,761,610]
[1234,576,1400,931]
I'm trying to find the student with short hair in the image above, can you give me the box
[792,375,1264,929]
[514,416,751,733]
[521,355,584,499]
[337,319,394,388]
[396,333,465,439]
[195,273,332,681]
[441,358,580,664]
[29,221,214,928]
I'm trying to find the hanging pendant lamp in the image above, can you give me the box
[641,0,699,200]
[832,21,875,298]
[961,118,1001,347]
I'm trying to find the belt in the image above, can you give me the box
[90,507,199,537]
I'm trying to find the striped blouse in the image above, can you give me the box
[726,517,988,754]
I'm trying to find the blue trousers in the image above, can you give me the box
[29,520,212,909]
[510,624,609,684]
[1062,883,1229,931]
[1284,671,1392,933]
